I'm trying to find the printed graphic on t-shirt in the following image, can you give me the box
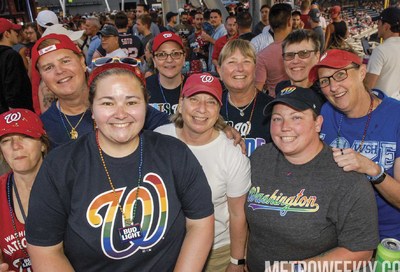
[86,173,168,259]
[247,187,320,216]
[226,121,266,157]
[149,103,178,115]
[321,134,396,170]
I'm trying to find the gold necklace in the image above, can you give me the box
[95,130,143,226]
[58,102,87,140]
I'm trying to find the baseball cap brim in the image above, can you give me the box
[152,31,184,52]
[264,98,312,116]
[0,109,45,138]
[308,49,362,83]
[42,24,84,41]
[183,87,222,106]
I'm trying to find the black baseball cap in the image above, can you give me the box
[309,8,321,23]
[264,85,323,116]
[380,7,400,26]
[98,25,119,36]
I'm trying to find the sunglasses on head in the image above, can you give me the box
[92,57,140,67]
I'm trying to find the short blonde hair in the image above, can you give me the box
[218,39,256,66]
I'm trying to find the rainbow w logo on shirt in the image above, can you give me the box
[87,173,168,259]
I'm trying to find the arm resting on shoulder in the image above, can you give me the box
[174,215,214,272]
[27,242,74,272]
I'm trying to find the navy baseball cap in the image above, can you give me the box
[264,85,323,116]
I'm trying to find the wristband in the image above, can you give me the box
[230,256,245,265]
[366,163,386,184]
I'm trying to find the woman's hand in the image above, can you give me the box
[332,147,380,176]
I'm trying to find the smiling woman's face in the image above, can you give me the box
[91,72,146,156]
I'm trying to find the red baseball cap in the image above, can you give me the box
[0,109,45,139]
[309,49,362,83]
[88,62,145,88]
[0,18,22,34]
[152,31,184,52]
[182,73,223,106]
[330,5,341,19]
[30,33,82,114]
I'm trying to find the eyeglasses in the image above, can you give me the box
[92,57,140,67]
[154,51,184,61]
[318,66,358,88]
[282,49,317,61]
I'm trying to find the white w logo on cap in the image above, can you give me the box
[4,112,22,124]
[163,33,172,38]
[200,75,214,83]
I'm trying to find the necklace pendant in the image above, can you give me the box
[119,223,142,243]
[240,110,245,117]
[70,128,78,140]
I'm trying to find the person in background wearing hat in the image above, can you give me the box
[26,62,214,272]
[0,109,49,272]
[308,8,325,53]
[90,13,144,64]
[35,10,59,36]
[365,7,400,99]
[246,84,379,272]
[155,73,250,272]
[324,5,348,51]
[30,33,169,148]
[147,31,186,115]
[310,2,327,31]
[93,24,127,59]
[0,18,33,114]
[166,11,178,32]
[309,48,400,241]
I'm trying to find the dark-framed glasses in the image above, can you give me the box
[318,66,358,88]
[154,51,184,61]
[92,57,140,67]
[282,49,317,61]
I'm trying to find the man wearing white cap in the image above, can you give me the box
[36,10,59,35]
[42,24,84,42]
